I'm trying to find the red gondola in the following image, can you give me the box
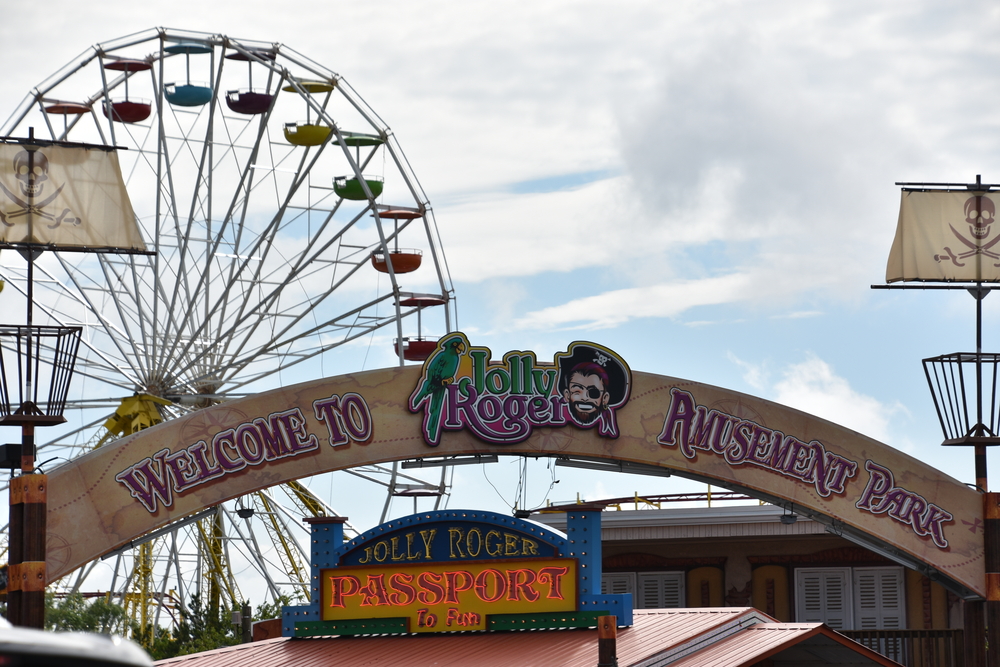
[102,59,152,124]
[394,338,438,362]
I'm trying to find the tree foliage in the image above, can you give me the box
[29,592,289,661]
[148,594,240,659]
[45,593,133,635]
[41,593,244,660]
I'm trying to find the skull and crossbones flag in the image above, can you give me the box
[886,190,1000,283]
[0,143,146,252]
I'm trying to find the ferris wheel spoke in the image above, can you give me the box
[155,133,193,318]
[221,303,406,392]
[168,142,315,347]
[222,256,381,372]
[239,266,382,361]
[95,256,157,379]
[0,265,143,391]
[223,196,379,340]
[73,267,151,382]
[34,410,112,454]
[124,253,171,375]
[219,505,284,603]
[26,258,146,387]
[164,207,269,372]
[219,232,368,366]
[171,183,327,372]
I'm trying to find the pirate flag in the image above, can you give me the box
[0,143,146,252]
[886,189,1000,283]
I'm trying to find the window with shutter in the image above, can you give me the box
[601,572,684,609]
[795,566,905,631]
[637,572,684,609]
[795,567,852,630]
[601,572,635,597]
[853,567,905,629]
[853,567,906,660]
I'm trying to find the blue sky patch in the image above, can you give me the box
[509,169,618,194]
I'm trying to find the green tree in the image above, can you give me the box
[46,593,134,635]
[151,594,239,660]
[253,595,290,622]
[34,592,260,661]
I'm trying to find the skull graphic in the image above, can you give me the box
[964,195,995,240]
[12,150,49,198]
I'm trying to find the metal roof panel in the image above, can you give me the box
[154,610,898,667]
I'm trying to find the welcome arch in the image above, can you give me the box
[44,339,985,600]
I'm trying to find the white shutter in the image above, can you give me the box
[601,572,635,596]
[854,567,905,630]
[637,572,685,609]
[795,568,852,630]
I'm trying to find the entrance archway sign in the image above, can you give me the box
[45,334,985,599]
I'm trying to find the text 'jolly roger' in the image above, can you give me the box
[0,149,81,230]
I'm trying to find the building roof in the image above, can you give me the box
[536,504,827,542]
[662,623,903,667]
[156,609,901,667]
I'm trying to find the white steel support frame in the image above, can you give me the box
[0,28,456,626]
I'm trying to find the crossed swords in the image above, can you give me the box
[0,179,79,229]
[938,223,1000,266]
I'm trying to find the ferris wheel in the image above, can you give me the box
[0,28,455,629]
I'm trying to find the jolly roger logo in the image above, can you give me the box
[408,334,632,447]
[934,194,1000,267]
[0,149,82,230]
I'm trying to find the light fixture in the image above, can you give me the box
[554,457,671,477]
[402,455,498,469]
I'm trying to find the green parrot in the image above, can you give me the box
[409,334,467,446]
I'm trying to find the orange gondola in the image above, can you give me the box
[399,295,447,308]
[371,248,422,274]
[44,103,90,115]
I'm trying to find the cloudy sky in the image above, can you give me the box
[3,1,1000,525]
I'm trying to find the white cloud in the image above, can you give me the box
[438,177,629,283]
[6,2,1000,330]
[728,352,769,392]
[771,354,907,445]
[513,273,753,330]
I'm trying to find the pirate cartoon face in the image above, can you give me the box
[556,342,631,436]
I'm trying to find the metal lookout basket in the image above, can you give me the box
[923,352,1000,446]
[0,325,82,426]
